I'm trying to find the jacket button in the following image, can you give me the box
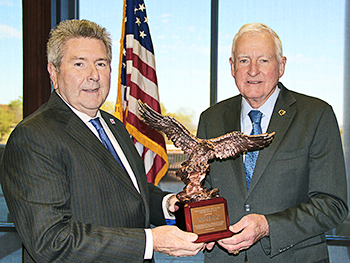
[245,204,251,212]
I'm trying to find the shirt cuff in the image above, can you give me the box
[162,193,176,219]
[144,228,153,259]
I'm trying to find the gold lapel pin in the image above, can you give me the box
[278,109,286,116]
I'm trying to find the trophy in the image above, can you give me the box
[138,100,274,243]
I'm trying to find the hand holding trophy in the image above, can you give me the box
[138,100,274,242]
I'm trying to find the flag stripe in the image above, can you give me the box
[126,50,158,85]
[128,63,159,100]
[126,35,156,69]
[126,110,165,146]
[126,122,168,170]
[148,155,166,185]
[128,82,161,112]
[143,147,155,174]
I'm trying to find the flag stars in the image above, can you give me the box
[139,31,147,38]
[135,17,142,26]
[139,3,146,12]
[144,17,148,23]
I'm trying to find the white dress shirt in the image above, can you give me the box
[241,87,280,163]
[241,87,280,135]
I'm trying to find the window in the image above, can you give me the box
[0,0,23,144]
[0,1,23,261]
[218,1,345,128]
[80,0,211,130]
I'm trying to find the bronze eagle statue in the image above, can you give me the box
[138,100,275,202]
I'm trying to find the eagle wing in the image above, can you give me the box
[210,131,275,160]
[138,100,199,155]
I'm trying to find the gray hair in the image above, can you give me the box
[47,19,112,70]
[231,23,283,62]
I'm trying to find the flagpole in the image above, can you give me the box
[210,0,219,106]
[115,0,127,122]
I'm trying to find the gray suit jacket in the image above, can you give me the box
[197,83,348,262]
[0,92,166,263]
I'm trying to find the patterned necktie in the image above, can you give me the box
[89,117,126,172]
[244,110,263,189]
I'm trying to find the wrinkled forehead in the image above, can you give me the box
[234,32,277,59]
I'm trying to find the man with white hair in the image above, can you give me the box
[198,23,348,262]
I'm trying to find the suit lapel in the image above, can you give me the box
[223,96,248,196]
[101,113,150,223]
[48,92,143,202]
[248,83,297,193]
[101,112,149,203]
[223,96,241,133]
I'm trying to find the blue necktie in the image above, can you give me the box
[90,117,126,172]
[244,110,263,189]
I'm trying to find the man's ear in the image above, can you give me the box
[229,57,235,78]
[278,56,287,78]
[47,63,58,90]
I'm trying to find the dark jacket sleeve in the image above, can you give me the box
[265,104,348,257]
[148,183,168,226]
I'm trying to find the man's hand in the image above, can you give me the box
[167,194,180,213]
[217,214,269,254]
[204,242,215,251]
[152,225,204,257]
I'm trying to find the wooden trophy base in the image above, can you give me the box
[175,197,233,243]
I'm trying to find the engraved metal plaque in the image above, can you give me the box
[176,197,233,243]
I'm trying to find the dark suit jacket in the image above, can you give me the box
[197,83,348,262]
[0,92,167,263]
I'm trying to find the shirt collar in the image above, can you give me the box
[241,86,280,120]
[55,90,101,124]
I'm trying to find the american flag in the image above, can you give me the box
[115,0,168,185]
